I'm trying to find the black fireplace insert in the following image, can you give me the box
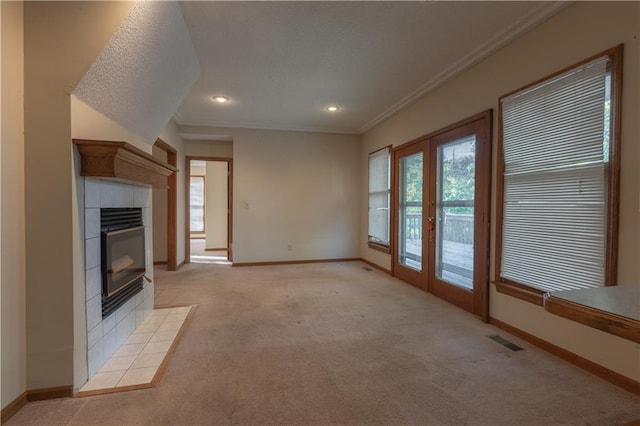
[100,208,145,317]
[102,226,145,297]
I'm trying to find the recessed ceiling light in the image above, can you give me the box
[326,105,340,112]
[212,96,230,103]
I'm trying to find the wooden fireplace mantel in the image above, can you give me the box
[73,139,178,188]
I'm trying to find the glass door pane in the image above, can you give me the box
[399,152,423,271]
[435,135,475,289]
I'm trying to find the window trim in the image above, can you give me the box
[367,145,392,253]
[494,45,623,305]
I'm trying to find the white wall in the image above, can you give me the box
[204,161,228,249]
[361,2,639,381]
[1,0,27,409]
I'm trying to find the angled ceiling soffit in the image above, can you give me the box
[73,2,200,144]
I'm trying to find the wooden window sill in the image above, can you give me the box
[493,280,544,306]
[494,279,640,343]
[367,241,391,254]
[543,286,639,344]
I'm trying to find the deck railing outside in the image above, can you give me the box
[405,213,473,244]
[403,212,474,288]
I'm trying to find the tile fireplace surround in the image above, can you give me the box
[83,178,154,386]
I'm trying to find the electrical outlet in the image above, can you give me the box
[287,244,292,251]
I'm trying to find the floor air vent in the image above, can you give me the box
[489,335,524,351]
[362,267,373,271]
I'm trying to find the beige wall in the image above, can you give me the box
[181,126,361,263]
[233,128,359,263]
[191,164,206,176]
[71,96,149,150]
[361,1,639,381]
[24,1,134,390]
[1,0,27,409]
[184,139,234,159]
[204,161,228,249]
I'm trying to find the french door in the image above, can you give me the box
[393,142,428,290]
[393,112,491,320]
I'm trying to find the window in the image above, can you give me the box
[496,46,622,304]
[368,146,391,251]
[190,176,205,233]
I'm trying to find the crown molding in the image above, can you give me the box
[357,1,571,134]
[172,110,185,125]
[178,133,233,142]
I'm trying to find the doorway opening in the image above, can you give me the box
[185,157,233,265]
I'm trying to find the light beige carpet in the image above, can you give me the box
[7,261,640,425]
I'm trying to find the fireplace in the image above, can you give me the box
[101,208,145,317]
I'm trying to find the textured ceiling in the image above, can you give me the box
[175,1,567,135]
[74,2,200,143]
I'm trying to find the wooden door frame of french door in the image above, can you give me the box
[427,111,492,321]
[391,140,429,290]
[185,156,234,264]
[390,110,492,321]
[154,139,178,271]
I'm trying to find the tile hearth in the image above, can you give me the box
[78,305,193,395]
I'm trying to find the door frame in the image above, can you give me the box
[154,139,178,271]
[185,156,234,264]
[427,111,492,321]
[390,110,492,321]
[391,140,429,290]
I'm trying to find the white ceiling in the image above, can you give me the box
[175,1,567,135]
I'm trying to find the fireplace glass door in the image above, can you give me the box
[102,225,146,297]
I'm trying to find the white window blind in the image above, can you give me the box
[500,56,610,292]
[368,147,391,245]
[190,176,205,233]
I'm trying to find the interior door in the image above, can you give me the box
[427,116,491,320]
[393,142,428,290]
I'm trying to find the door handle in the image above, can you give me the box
[427,216,435,243]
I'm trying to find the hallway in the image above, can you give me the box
[189,238,230,265]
